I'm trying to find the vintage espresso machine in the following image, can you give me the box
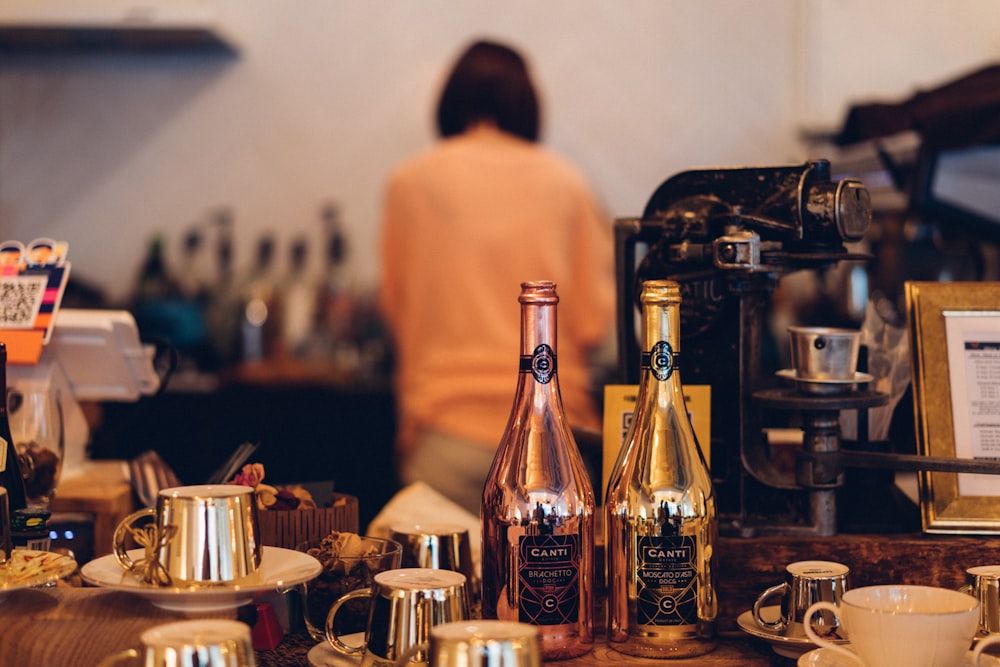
[615,159,889,536]
[616,159,1000,536]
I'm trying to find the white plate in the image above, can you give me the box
[737,607,848,659]
[307,634,364,667]
[798,647,1000,667]
[0,549,78,599]
[80,546,321,612]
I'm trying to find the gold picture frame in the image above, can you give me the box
[907,280,1000,534]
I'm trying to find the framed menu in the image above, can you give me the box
[907,281,1000,534]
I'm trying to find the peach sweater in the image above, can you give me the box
[377,126,614,455]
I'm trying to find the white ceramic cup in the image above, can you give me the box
[804,585,1000,667]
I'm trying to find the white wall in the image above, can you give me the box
[1,0,998,305]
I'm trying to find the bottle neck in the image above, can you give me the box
[519,301,558,383]
[640,301,681,387]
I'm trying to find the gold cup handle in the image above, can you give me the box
[325,587,372,656]
[112,507,157,572]
[393,642,428,666]
[96,648,140,667]
[753,582,790,632]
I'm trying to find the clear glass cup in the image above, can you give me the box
[297,533,402,642]
[7,385,64,508]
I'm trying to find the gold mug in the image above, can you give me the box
[960,565,1000,635]
[97,619,255,667]
[389,523,477,604]
[327,568,470,667]
[113,484,261,586]
[404,620,541,667]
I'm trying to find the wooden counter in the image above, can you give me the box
[0,587,786,667]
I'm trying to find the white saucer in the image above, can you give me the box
[798,647,1000,667]
[737,607,848,659]
[0,549,78,600]
[307,634,364,667]
[80,546,321,612]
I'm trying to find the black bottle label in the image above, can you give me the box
[519,344,557,384]
[635,534,698,625]
[642,341,677,381]
[518,533,580,625]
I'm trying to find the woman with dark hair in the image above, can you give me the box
[377,39,614,514]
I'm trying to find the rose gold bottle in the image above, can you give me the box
[605,280,718,657]
[481,281,595,660]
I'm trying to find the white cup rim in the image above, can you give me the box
[374,567,466,588]
[787,560,850,577]
[160,484,254,499]
[433,620,539,641]
[841,584,978,616]
[142,619,251,647]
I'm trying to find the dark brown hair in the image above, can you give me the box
[435,40,540,142]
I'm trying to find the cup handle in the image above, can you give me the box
[96,648,140,667]
[394,641,429,666]
[972,633,1000,666]
[803,602,861,666]
[753,582,790,632]
[112,507,156,572]
[959,584,974,595]
[325,587,372,656]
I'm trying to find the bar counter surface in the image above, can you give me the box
[3,533,998,665]
[0,587,783,666]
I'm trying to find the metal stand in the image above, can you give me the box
[751,387,889,536]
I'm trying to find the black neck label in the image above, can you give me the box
[520,344,556,383]
[641,341,676,381]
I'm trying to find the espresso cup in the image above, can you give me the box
[398,620,541,667]
[97,619,254,667]
[753,560,849,637]
[112,484,261,586]
[960,565,1000,635]
[788,326,860,381]
[804,585,1000,667]
[389,523,477,602]
[327,568,470,667]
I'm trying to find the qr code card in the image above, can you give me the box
[0,274,49,329]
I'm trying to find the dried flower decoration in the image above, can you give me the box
[227,463,317,511]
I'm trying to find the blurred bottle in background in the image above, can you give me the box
[239,234,282,363]
[312,203,359,372]
[280,236,317,357]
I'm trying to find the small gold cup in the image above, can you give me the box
[327,568,469,667]
[98,619,255,667]
[112,484,261,586]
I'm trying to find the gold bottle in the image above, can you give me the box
[605,280,718,657]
